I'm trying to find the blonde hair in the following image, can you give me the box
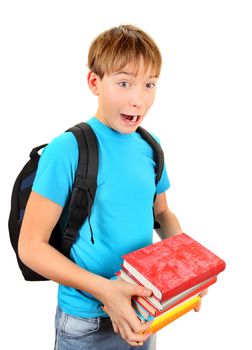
[87,24,162,79]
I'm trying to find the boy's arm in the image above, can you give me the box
[153,192,183,239]
[18,191,110,296]
[18,191,153,347]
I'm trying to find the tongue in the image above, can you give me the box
[122,114,133,120]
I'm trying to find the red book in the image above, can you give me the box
[122,233,226,301]
[117,269,217,316]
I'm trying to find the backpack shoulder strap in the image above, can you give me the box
[61,122,99,256]
[136,126,164,186]
[136,127,165,230]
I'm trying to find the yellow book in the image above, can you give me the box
[145,295,201,334]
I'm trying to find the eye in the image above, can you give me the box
[146,82,156,89]
[118,81,130,88]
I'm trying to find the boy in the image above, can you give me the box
[18,24,204,350]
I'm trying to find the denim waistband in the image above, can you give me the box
[56,305,110,324]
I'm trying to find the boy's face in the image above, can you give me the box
[88,58,158,134]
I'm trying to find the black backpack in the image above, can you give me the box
[8,122,164,281]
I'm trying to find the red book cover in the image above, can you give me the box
[122,233,226,301]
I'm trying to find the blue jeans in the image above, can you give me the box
[54,306,157,350]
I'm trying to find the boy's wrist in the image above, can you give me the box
[88,274,112,303]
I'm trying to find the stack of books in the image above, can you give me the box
[117,233,226,333]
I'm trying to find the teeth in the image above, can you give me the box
[121,114,139,122]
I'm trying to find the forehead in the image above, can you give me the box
[109,59,158,79]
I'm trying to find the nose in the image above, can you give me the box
[129,87,144,108]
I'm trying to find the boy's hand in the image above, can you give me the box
[194,288,208,312]
[100,279,153,347]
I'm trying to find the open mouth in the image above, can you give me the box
[120,113,140,124]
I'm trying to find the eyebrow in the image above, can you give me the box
[113,71,158,79]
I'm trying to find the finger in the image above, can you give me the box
[126,305,145,333]
[139,320,153,335]
[123,322,151,344]
[117,323,127,342]
[112,321,119,334]
[199,288,208,297]
[126,304,152,335]
[128,341,144,347]
[127,283,153,298]
[118,302,152,342]
[194,298,202,312]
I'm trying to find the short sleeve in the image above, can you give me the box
[32,132,78,207]
[150,132,171,194]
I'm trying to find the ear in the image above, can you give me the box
[87,71,100,96]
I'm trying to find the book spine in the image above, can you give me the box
[132,300,154,322]
[132,296,157,316]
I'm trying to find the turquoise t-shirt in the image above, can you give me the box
[32,117,170,317]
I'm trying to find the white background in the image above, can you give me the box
[1,0,251,349]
